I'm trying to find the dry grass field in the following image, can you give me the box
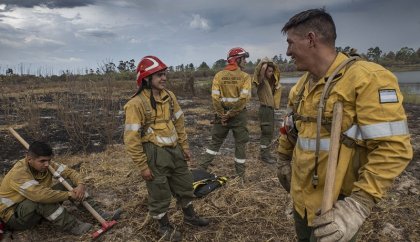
[0,77,418,241]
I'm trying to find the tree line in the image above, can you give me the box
[101,46,420,76]
[1,46,419,77]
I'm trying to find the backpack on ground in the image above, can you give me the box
[191,169,227,198]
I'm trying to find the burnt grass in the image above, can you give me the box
[0,81,419,241]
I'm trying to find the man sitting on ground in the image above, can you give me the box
[0,141,119,235]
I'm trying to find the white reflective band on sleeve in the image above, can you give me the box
[20,180,39,190]
[297,137,330,151]
[156,133,178,145]
[152,212,166,220]
[212,90,221,95]
[234,158,246,164]
[125,123,141,131]
[360,120,409,139]
[205,149,220,155]
[174,110,183,120]
[260,145,268,149]
[221,97,239,102]
[241,89,249,95]
[47,206,64,221]
[146,127,154,134]
[343,124,363,140]
[55,164,66,176]
[0,197,15,207]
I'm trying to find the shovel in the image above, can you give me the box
[7,127,117,239]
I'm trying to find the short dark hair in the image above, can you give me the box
[28,141,53,158]
[282,8,336,46]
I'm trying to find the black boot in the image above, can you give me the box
[182,205,210,227]
[157,214,182,241]
[260,149,276,164]
[68,219,93,236]
[98,207,123,221]
[77,198,123,221]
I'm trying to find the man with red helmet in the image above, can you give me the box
[198,47,252,180]
[124,56,209,241]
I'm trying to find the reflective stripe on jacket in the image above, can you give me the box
[252,57,282,109]
[211,68,251,117]
[0,159,82,222]
[124,89,189,171]
[277,52,412,225]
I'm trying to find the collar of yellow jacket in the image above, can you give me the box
[252,57,280,85]
[141,88,171,104]
[317,52,349,84]
[22,158,49,180]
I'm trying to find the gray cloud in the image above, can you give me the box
[0,0,95,9]
[77,28,116,38]
[0,0,419,74]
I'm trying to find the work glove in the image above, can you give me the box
[276,153,291,193]
[312,192,375,242]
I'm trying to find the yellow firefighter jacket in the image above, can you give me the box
[252,57,282,109]
[277,52,412,225]
[0,159,83,222]
[211,68,252,117]
[124,89,189,171]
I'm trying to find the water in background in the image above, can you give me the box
[394,71,420,84]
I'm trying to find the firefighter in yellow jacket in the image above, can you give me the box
[199,47,252,179]
[253,57,282,164]
[277,9,412,242]
[0,141,92,235]
[124,56,209,241]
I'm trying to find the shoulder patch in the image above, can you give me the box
[379,89,398,103]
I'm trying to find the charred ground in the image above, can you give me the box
[0,79,418,242]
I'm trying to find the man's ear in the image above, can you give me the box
[307,31,316,47]
[26,154,33,163]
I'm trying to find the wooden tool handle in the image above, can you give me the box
[8,127,107,224]
[321,101,343,213]
[8,127,30,149]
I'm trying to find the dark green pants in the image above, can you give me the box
[259,105,274,148]
[6,182,76,231]
[144,143,195,218]
[199,109,249,177]
[293,209,358,242]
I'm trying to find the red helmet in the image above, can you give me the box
[227,47,249,61]
[136,56,167,87]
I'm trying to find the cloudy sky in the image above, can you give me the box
[0,0,419,75]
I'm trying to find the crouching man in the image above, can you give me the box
[0,141,119,236]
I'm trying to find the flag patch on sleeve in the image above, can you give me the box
[379,89,398,103]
